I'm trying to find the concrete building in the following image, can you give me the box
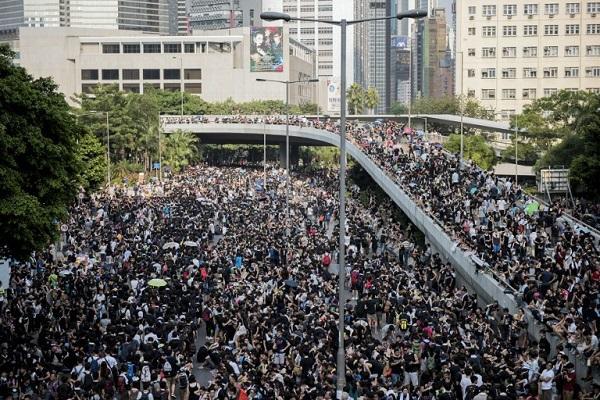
[14,26,315,105]
[188,0,262,31]
[456,0,600,117]
[0,0,187,39]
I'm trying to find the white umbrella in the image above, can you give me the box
[183,240,198,247]
[162,242,179,250]
[59,270,72,276]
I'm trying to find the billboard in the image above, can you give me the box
[250,27,284,72]
[391,35,409,49]
[327,77,341,113]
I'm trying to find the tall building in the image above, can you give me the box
[188,0,262,31]
[0,0,187,38]
[456,0,600,117]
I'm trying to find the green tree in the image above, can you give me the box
[444,134,497,170]
[0,45,82,259]
[76,133,107,191]
[411,95,493,119]
[391,102,409,115]
[163,130,199,172]
[365,87,380,115]
[347,83,366,115]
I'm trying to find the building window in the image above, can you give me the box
[198,43,207,53]
[587,45,600,55]
[122,84,140,93]
[565,46,580,56]
[523,67,538,78]
[544,3,559,14]
[318,27,333,34]
[588,87,600,93]
[143,43,161,53]
[164,83,181,92]
[523,88,537,99]
[544,25,559,35]
[468,27,476,35]
[467,89,476,97]
[482,68,496,78]
[586,66,600,76]
[503,4,517,15]
[468,6,476,14]
[587,24,600,34]
[543,67,559,77]
[523,46,538,57]
[81,69,98,80]
[502,68,517,78]
[482,26,496,37]
[482,5,496,16]
[523,25,538,35]
[163,69,181,80]
[502,47,517,57]
[502,89,516,99]
[300,28,314,35]
[467,69,476,77]
[524,4,539,14]
[468,48,476,56]
[588,2,600,12]
[184,69,202,80]
[101,69,119,80]
[184,43,195,53]
[122,69,139,80]
[164,43,181,53]
[123,43,140,53]
[184,83,202,94]
[567,2,581,13]
[566,24,580,34]
[143,83,161,91]
[544,46,559,56]
[565,67,580,77]
[319,38,333,46]
[503,26,517,36]
[482,47,496,57]
[143,69,160,80]
[544,88,558,96]
[102,44,120,54]
[482,89,496,99]
[81,84,98,94]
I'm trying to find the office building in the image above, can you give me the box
[15,26,315,106]
[188,0,263,31]
[456,0,600,117]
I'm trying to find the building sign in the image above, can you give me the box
[327,77,341,113]
[391,35,409,49]
[250,27,284,72]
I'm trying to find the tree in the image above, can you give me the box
[391,102,409,115]
[365,87,380,115]
[444,134,497,170]
[162,130,199,172]
[411,95,493,120]
[76,133,107,191]
[347,83,366,114]
[0,45,82,259]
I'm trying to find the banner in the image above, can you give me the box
[250,27,284,72]
[327,77,341,113]
[391,35,409,49]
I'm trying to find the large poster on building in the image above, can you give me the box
[250,27,284,72]
[327,77,341,113]
[391,35,409,49]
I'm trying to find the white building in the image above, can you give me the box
[456,0,600,118]
[15,26,315,106]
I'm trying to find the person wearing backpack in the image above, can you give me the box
[161,353,178,399]
[176,369,189,400]
[137,383,153,400]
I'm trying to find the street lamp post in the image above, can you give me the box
[261,9,427,398]
[514,116,518,185]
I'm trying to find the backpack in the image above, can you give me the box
[90,357,99,374]
[82,373,94,392]
[140,390,150,400]
[178,372,188,389]
[117,375,127,394]
[163,360,172,375]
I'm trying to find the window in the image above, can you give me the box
[164,43,181,53]
[566,2,580,13]
[482,68,496,78]
[101,69,119,80]
[163,83,181,92]
[524,67,538,78]
[468,6,476,14]
[482,89,496,99]
[482,26,496,37]
[544,25,559,35]
[143,69,160,80]
[588,2,600,12]
[198,43,207,53]
[544,46,559,56]
[208,42,231,53]
[467,69,476,77]
[565,67,579,77]
[565,46,580,56]
[184,69,202,80]
[587,24,600,34]
[143,43,161,53]
[482,5,496,16]
[504,4,517,15]
[502,89,516,99]
[184,83,202,94]
[163,69,180,80]
[482,47,496,57]
[502,68,517,78]
[587,45,600,55]
[122,84,140,93]
[468,48,476,56]
[523,88,537,99]
[318,27,333,34]
[588,87,600,93]
[524,25,538,35]
[184,43,195,53]
[543,67,558,77]
[467,89,476,97]
[143,83,160,91]
[524,4,538,14]
[102,44,120,54]
[122,69,139,80]
[503,47,516,57]
[468,27,476,35]
[81,69,98,80]
[122,43,140,53]
[319,38,333,46]
[566,24,580,34]
[544,3,559,14]
[503,25,517,36]
[300,28,314,35]
[81,84,98,94]
[586,66,600,76]
[523,46,538,57]
[544,88,558,96]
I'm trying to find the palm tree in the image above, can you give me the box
[163,130,199,172]
[365,87,380,115]
[347,83,365,115]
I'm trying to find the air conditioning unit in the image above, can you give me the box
[528,14,533,19]
[469,15,474,20]
[507,15,512,19]
[549,13,554,18]
[570,13,576,17]
[487,15,492,20]
[592,13,597,17]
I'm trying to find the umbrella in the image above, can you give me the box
[148,278,168,288]
[59,270,72,276]
[183,240,198,247]
[284,279,298,288]
[162,242,180,250]
[524,201,540,216]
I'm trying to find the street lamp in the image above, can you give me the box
[261,9,427,398]
[256,78,318,242]
[513,115,519,185]
[440,49,464,163]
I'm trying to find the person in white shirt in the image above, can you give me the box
[539,362,555,400]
